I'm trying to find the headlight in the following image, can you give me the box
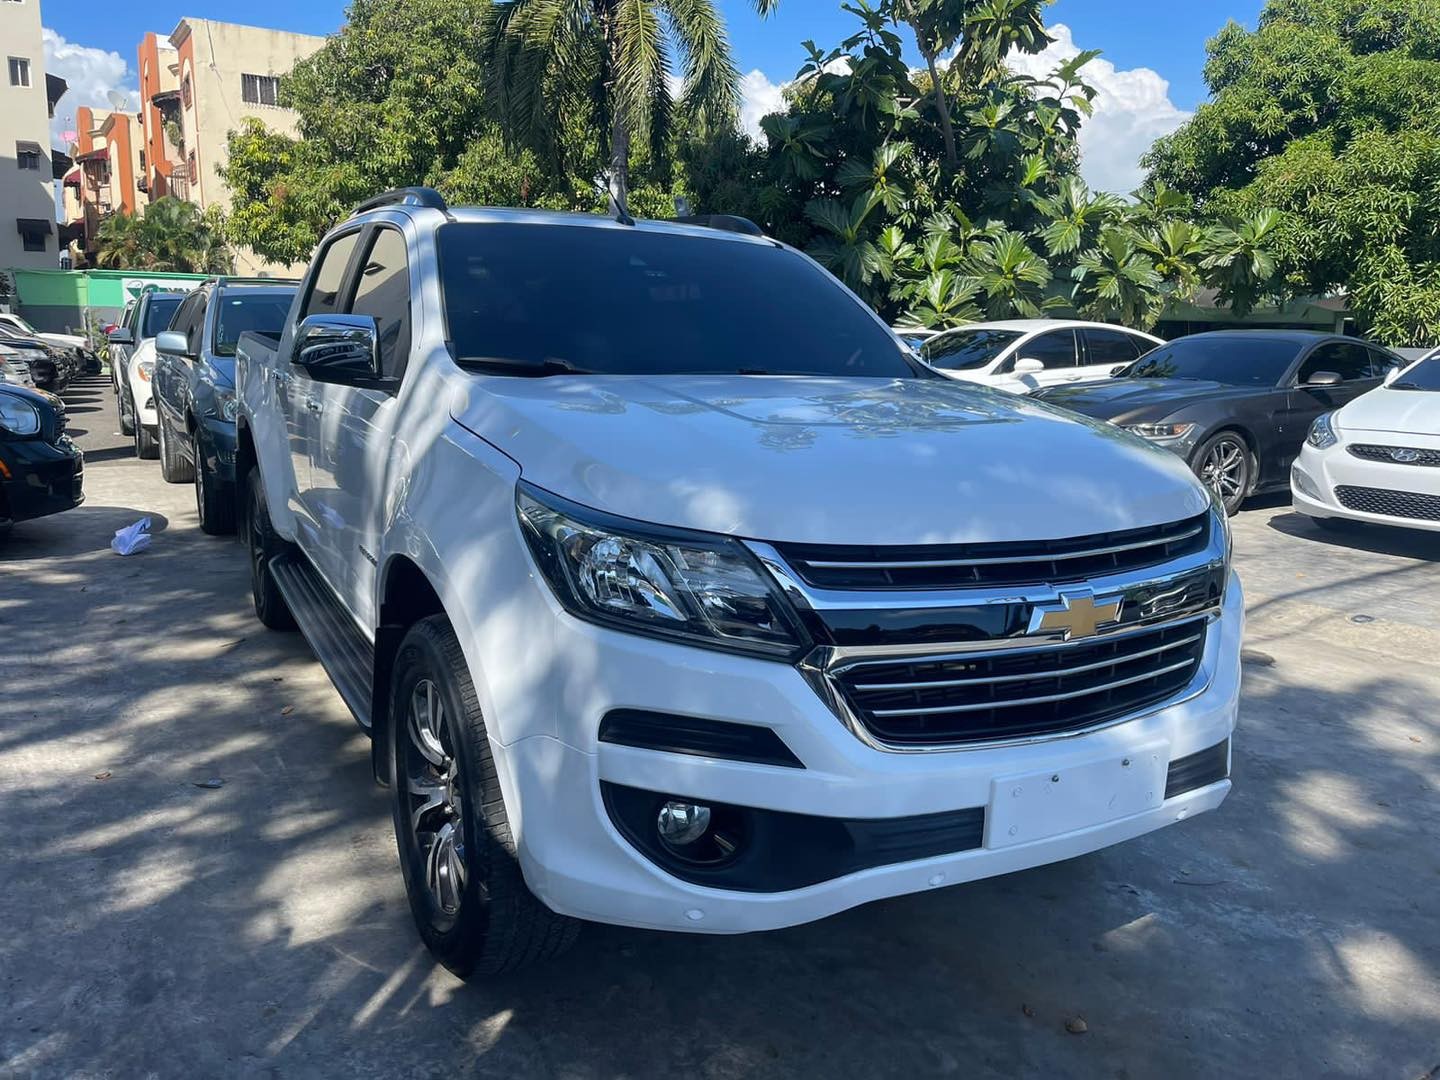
[137,359,154,382]
[517,483,808,659]
[215,388,238,422]
[1123,422,1196,442]
[0,396,42,436]
[1306,412,1338,450]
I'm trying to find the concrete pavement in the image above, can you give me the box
[1,376,1437,1078]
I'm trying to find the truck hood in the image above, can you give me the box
[1338,386,1440,435]
[452,376,1210,545]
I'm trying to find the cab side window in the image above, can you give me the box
[347,227,412,380]
[301,231,362,319]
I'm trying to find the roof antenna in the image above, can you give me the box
[605,170,634,226]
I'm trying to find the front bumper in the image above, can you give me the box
[492,572,1243,934]
[197,415,238,485]
[1292,437,1440,532]
[0,436,84,524]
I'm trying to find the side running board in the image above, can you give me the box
[269,554,374,730]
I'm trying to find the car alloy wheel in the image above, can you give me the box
[1198,434,1250,514]
[403,678,466,919]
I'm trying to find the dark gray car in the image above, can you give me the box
[1034,330,1405,513]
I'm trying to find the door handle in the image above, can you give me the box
[272,368,289,388]
[305,397,322,414]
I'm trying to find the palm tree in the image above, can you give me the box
[94,197,233,273]
[482,0,779,220]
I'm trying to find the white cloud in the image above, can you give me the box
[1006,24,1190,195]
[42,28,138,152]
[739,69,787,138]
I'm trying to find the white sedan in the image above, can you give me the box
[1292,352,1440,532]
[918,319,1164,393]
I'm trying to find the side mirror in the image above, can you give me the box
[1305,370,1343,387]
[293,313,386,387]
[1013,357,1045,375]
[1383,366,1403,386]
[155,330,192,359]
[108,327,133,346]
[1109,364,1129,376]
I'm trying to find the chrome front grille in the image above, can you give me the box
[773,514,1210,590]
[829,618,1208,747]
[1347,444,1440,468]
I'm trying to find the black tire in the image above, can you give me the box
[157,415,194,483]
[1192,431,1253,516]
[132,395,159,460]
[194,432,235,536]
[243,469,295,630]
[117,383,135,436]
[389,616,579,978]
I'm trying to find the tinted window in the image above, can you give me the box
[140,295,183,338]
[1391,356,1440,391]
[348,229,410,377]
[1125,336,1301,386]
[922,328,1023,371]
[438,223,917,378]
[1085,328,1145,367]
[167,292,203,352]
[302,231,361,319]
[213,289,296,356]
[1364,346,1402,379]
[1297,342,1373,383]
[1012,330,1077,370]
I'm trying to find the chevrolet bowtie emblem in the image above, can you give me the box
[1029,592,1123,639]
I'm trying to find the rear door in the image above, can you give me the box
[286,228,365,563]
[308,222,413,627]
[1079,327,1149,381]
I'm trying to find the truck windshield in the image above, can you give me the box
[213,290,296,356]
[140,295,183,339]
[437,222,920,378]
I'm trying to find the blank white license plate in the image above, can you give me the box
[985,744,1168,849]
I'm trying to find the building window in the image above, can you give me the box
[16,144,41,170]
[7,57,30,88]
[187,150,197,183]
[17,218,50,253]
[240,73,280,106]
[181,74,192,109]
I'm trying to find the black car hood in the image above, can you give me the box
[1035,378,1265,422]
[0,380,59,411]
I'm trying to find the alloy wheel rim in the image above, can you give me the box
[403,678,466,917]
[1200,439,1246,503]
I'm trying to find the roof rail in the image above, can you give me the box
[673,214,765,238]
[352,187,450,218]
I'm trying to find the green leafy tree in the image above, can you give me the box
[1144,0,1440,340]
[963,229,1058,318]
[481,0,779,220]
[94,197,233,273]
[1071,228,1164,327]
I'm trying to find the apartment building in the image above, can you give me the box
[139,18,325,274]
[1,0,68,272]
[60,106,144,267]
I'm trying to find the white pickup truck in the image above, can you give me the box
[234,188,1242,979]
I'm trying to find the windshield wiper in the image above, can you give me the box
[1388,381,1433,391]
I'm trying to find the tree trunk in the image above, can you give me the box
[608,110,632,222]
[925,48,957,167]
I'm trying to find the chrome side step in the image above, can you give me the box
[269,554,373,730]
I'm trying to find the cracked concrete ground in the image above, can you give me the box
[1,375,1437,1079]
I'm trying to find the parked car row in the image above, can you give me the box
[0,321,85,395]
[0,379,83,534]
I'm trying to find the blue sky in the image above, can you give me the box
[40,0,1264,192]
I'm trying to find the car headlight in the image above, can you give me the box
[0,396,42,436]
[137,359,154,382]
[1306,412,1338,450]
[517,483,808,659]
[215,388,238,422]
[1122,422,1196,442]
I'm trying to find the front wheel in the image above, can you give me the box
[243,469,295,630]
[194,433,235,535]
[389,616,579,978]
[117,383,135,436]
[132,397,158,460]
[157,415,194,483]
[1193,431,1252,516]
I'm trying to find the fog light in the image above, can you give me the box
[657,801,711,846]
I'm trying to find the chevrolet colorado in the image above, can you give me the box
[234,188,1242,978]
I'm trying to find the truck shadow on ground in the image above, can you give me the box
[1,505,1437,1078]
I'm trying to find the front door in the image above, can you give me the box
[1007,329,1080,390]
[1280,341,1385,475]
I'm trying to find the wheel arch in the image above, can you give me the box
[371,554,447,787]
